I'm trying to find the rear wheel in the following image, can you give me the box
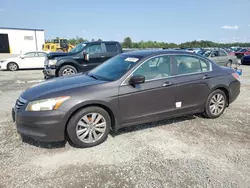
[226,60,232,67]
[203,89,227,119]
[67,107,111,148]
[7,62,19,71]
[58,65,77,77]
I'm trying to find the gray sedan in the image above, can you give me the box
[203,49,238,67]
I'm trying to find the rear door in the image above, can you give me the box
[37,52,48,68]
[170,55,211,113]
[103,42,121,61]
[217,50,228,66]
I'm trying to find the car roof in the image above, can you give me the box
[122,49,201,58]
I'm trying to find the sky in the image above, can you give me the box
[0,0,250,43]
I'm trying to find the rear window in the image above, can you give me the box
[105,43,119,52]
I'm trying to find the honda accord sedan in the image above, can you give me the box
[12,50,241,148]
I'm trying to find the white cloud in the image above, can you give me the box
[221,25,239,30]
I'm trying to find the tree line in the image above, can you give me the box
[47,36,250,48]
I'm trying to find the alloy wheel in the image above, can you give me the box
[76,113,107,143]
[209,93,225,116]
[62,68,76,75]
[9,63,17,71]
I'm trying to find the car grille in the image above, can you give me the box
[15,96,27,110]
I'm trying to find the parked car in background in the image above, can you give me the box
[235,48,250,59]
[12,50,241,148]
[0,51,48,71]
[224,48,235,56]
[203,49,238,67]
[43,41,123,79]
[241,55,250,65]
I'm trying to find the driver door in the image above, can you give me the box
[118,55,176,126]
[81,43,106,71]
[18,52,38,69]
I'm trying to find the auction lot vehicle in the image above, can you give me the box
[234,48,250,59]
[203,49,238,67]
[0,51,48,71]
[12,50,241,148]
[241,55,250,65]
[43,41,123,79]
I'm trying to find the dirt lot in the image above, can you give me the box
[0,66,250,188]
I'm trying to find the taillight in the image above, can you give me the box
[232,72,239,79]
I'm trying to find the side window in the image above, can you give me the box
[133,55,171,81]
[219,50,227,56]
[84,44,102,54]
[211,51,219,57]
[105,43,119,52]
[38,52,47,57]
[200,59,211,72]
[23,52,36,58]
[172,55,202,75]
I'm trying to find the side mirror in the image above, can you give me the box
[129,75,145,85]
[20,54,24,59]
[83,52,89,61]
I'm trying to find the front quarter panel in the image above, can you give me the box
[55,81,120,130]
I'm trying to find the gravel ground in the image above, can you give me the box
[0,66,250,188]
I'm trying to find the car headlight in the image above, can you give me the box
[49,60,57,65]
[26,96,70,111]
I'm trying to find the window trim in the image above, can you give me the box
[120,53,212,86]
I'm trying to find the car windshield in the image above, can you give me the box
[88,54,142,81]
[70,43,87,54]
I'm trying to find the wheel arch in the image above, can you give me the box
[7,61,19,70]
[64,102,117,139]
[56,60,81,76]
[210,85,230,106]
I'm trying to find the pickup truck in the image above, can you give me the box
[43,41,123,79]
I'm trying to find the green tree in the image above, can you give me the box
[122,37,133,48]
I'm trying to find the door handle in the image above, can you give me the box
[203,75,210,79]
[163,81,172,87]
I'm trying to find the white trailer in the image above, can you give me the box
[0,27,45,54]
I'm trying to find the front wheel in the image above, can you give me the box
[7,62,19,71]
[203,89,227,119]
[58,65,77,77]
[67,107,111,148]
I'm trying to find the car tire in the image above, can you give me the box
[67,106,111,148]
[7,62,19,71]
[58,65,77,77]
[203,89,227,119]
[226,60,232,67]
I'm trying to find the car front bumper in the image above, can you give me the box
[12,107,67,142]
[43,67,56,79]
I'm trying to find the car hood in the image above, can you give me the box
[1,57,19,62]
[47,52,70,59]
[21,74,107,101]
[243,55,250,59]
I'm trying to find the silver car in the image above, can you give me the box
[203,49,238,67]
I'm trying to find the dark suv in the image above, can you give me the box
[43,41,123,79]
